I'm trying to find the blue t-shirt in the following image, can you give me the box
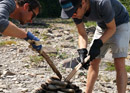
[73,0,129,29]
[0,0,16,33]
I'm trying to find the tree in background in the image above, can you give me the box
[120,0,130,16]
[38,0,130,18]
[38,0,61,18]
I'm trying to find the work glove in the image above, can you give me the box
[77,48,89,69]
[24,31,42,51]
[89,39,103,61]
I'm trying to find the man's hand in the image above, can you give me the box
[77,48,90,69]
[24,31,42,51]
[89,39,103,61]
[77,48,88,63]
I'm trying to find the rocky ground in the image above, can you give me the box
[0,18,130,93]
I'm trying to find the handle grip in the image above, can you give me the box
[65,56,90,82]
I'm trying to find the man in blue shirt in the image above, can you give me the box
[59,0,130,92]
[0,0,42,52]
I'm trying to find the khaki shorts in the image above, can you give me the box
[90,22,130,58]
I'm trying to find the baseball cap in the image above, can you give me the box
[59,0,81,19]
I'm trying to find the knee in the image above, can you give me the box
[90,59,101,67]
[114,57,125,62]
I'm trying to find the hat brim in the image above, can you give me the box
[61,7,77,19]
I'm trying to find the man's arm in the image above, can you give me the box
[2,21,27,38]
[76,22,88,48]
[88,19,116,61]
[76,22,89,67]
[2,21,42,52]
[100,19,116,43]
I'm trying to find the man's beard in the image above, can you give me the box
[19,17,25,25]
[20,21,25,25]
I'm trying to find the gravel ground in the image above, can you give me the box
[0,18,130,93]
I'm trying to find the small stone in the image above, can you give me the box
[0,88,3,92]
[0,85,7,89]
[19,49,24,53]
[64,31,69,35]
[19,88,28,92]
[15,81,20,84]
[0,65,2,67]
[2,70,15,77]
[65,36,73,40]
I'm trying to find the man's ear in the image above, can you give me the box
[82,0,87,6]
[82,0,88,10]
[23,3,29,10]
[82,0,86,4]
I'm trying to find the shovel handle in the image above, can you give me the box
[28,40,62,79]
[39,50,62,80]
[65,56,90,82]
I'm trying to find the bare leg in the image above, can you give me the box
[114,57,127,93]
[86,59,101,93]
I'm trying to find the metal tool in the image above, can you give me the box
[65,56,90,82]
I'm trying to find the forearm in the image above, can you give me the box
[100,28,116,43]
[2,21,27,38]
[78,34,88,48]
[76,22,88,48]
[100,19,116,43]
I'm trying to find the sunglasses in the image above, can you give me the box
[30,8,36,20]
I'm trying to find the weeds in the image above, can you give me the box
[0,40,17,46]
[105,62,115,71]
[88,37,92,44]
[84,21,96,27]
[41,33,49,40]
[105,62,130,72]
[48,53,57,57]
[29,55,44,63]
[58,52,68,59]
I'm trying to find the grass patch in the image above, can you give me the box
[41,33,49,41]
[69,38,74,42]
[42,34,48,40]
[0,40,17,46]
[88,37,92,44]
[84,21,96,27]
[29,55,44,63]
[41,18,97,28]
[79,72,86,76]
[125,65,130,72]
[58,52,68,59]
[42,18,73,24]
[48,53,57,57]
[105,62,115,71]
[105,62,130,72]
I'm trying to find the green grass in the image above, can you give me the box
[43,18,73,24]
[42,18,97,27]
[0,40,17,46]
[88,37,93,44]
[105,62,130,72]
[48,53,57,57]
[125,65,130,72]
[40,32,50,41]
[57,52,68,59]
[105,62,115,71]
[84,21,96,27]
[29,55,44,63]
[42,34,48,40]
